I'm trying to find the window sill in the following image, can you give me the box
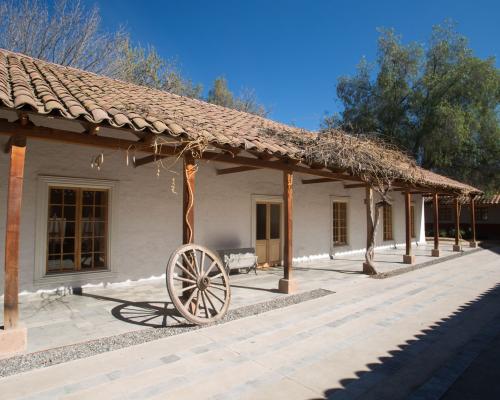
[34,269,117,288]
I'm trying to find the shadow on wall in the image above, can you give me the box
[310,275,500,399]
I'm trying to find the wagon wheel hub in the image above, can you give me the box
[197,276,210,291]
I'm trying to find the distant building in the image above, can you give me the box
[425,194,500,240]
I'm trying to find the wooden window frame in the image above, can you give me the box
[383,204,393,241]
[332,201,348,246]
[34,176,117,286]
[46,187,109,274]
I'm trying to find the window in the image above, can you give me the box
[410,204,416,238]
[269,204,281,239]
[383,204,393,241]
[439,206,452,222]
[477,207,488,221]
[47,187,109,274]
[333,201,347,245]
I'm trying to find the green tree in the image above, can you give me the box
[326,22,500,192]
[207,77,235,107]
[207,77,268,117]
[117,41,202,98]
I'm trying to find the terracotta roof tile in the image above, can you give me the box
[0,48,481,194]
[476,193,500,205]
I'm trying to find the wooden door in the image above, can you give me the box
[255,202,281,266]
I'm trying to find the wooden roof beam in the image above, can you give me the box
[0,120,367,183]
[302,178,340,184]
[0,119,154,153]
[216,166,261,175]
[344,183,368,189]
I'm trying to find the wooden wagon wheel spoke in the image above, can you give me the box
[193,290,201,316]
[205,260,217,276]
[205,290,218,314]
[181,253,197,276]
[166,244,231,325]
[192,249,201,275]
[210,272,224,280]
[173,276,196,284]
[183,287,198,307]
[200,251,206,273]
[175,261,197,280]
[206,288,225,305]
[201,291,210,318]
[209,284,227,291]
[178,283,197,293]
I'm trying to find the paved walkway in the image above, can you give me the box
[1,242,474,353]
[0,245,498,399]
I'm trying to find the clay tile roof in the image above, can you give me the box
[0,48,481,195]
[0,48,302,158]
[475,193,500,205]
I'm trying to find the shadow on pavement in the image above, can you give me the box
[310,280,500,400]
[75,292,188,328]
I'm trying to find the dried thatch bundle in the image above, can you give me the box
[260,127,478,196]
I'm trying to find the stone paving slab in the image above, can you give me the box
[0,242,478,354]
[0,246,498,399]
[0,289,332,377]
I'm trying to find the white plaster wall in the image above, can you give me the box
[0,138,426,293]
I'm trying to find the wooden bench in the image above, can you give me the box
[217,248,258,275]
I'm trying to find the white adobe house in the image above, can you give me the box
[0,49,480,354]
[0,133,427,293]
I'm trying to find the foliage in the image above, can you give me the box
[327,21,500,192]
[0,0,126,76]
[207,77,268,117]
[116,41,202,98]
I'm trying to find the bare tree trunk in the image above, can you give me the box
[364,202,383,275]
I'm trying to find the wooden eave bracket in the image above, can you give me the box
[84,123,100,135]
[4,134,26,153]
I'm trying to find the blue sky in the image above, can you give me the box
[93,0,500,130]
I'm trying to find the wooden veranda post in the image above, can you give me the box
[431,193,440,257]
[181,154,196,306]
[469,195,477,248]
[403,192,415,264]
[453,197,461,252]
[279,170,296,294]
[1,136,28,356]
[182,154,196,245]
[4,137,26,330]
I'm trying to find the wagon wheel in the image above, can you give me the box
[166,244,231,325]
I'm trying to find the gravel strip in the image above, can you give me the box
[372,247,484,279]
[0,288,333,378]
